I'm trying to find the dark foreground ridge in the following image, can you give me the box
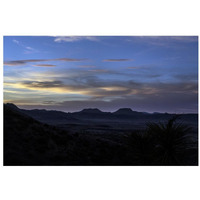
[4,103,198,166]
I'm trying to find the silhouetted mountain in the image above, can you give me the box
[5,103,20,111]
[114,108,133,114]
[4,103,35,120]
[114,108,142,115]
[21,108,78,124]
[71,108,112,121]
[113,108,145,120]
[4,103,198,128]
[80,108,103,114]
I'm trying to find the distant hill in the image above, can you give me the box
[114,108,133,114]
[79,108,103,114]
[72,108,112,120]
[113,108,143,115]
[5,103,19,111]
[4,103,198,127]
[21,108,78,124]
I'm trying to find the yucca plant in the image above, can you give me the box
[146,116,192,165]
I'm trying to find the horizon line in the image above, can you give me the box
[4,103,198,115]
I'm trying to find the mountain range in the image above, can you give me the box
[4,103,197,126]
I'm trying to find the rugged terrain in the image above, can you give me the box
[4,103,198,166]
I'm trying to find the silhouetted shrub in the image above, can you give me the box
[146,116,193,165]
[126,116,197,165]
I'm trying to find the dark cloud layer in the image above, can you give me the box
[18,90,198,113]
[4,58,86,66]
[22,81,64,88]
[15,75,198,113]
[19,76,198,104]
[32,64,56,67]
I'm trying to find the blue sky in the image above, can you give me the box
[3,36,198,113]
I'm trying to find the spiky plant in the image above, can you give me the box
[146,116,192,165]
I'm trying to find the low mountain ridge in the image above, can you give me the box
[79,108,103,114]
[4,103,198,127]
[22,108,78,123]
[114,108,140,115]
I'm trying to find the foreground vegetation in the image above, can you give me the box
[127,116,198,165]
[4,105,198,166]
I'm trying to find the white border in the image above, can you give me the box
[0,1,199,200]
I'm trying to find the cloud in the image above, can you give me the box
[26,46,34,50]
[17,79,133,98]
[55,58,86,62]
[23,89,197,113]
[12,74,197,98]
[138,36,198,42]
[173,74,198,81]
[12,39,39,54]
[42,101,58,105]
[24,46,39,54]
[32,64,56,67]
[87,88,132,98]
[54,36,99,43]
[70,66,110,73]
[127,36,198,47]
[88,69,109,73]
[5,74,198,113]
[16,80,89,94]
[4,61,28,66]
[13,91,198,113]
[22,80,65,88]
[169,36,198,42]
[126,64,158,70]
[6,65,197,98]
[4,58,86,66]
[78,65,96,68]
[103,59,132,62]
[12,39,20,44]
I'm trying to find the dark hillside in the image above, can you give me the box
[4,104,129,165]
[4,103,198,166]
[4,104,72,165]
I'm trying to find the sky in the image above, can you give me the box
[3,36,198,113]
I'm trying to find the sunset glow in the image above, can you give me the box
[4,36,198,113]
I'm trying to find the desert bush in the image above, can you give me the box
[146,116,193,165]
[127,116,195,165]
